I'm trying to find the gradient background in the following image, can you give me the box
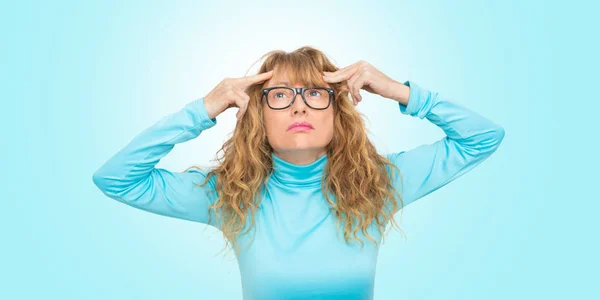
[2,0,597,299]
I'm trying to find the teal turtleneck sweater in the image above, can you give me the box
[92,81,505,300]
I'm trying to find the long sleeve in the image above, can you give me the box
[92,97,221,227]
[385,81,505,211]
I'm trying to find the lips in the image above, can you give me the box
[288,121,313,131]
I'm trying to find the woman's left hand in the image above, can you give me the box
[322,60,409,106]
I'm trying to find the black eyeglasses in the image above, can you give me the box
[262,86,335,110]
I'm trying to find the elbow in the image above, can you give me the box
[92,170,126,200]
[462,126,505,157]
[92,169,120,197]
[92,168,146,202]
[482,126,505,154]
[492,126,505,148]
[92,170,108,192]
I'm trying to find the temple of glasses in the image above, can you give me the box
[262,86,335,110]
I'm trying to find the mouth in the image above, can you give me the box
[288,126,313,132]
[288,122,314,131]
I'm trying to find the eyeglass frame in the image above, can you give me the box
[261,86,335,110]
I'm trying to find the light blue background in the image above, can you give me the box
[2,0,597,299]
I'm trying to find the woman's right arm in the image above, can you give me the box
[92,97,221,227]
[92,70,273,227]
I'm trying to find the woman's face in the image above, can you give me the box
[262,69,335,165]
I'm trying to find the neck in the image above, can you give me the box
[270,150,328,187]
[272,149,327,165]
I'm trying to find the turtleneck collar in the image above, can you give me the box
[271,152,328,186]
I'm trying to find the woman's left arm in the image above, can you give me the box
[385,80,505,209]
[323,61,505,210]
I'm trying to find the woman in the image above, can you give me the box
[93,46,505,299]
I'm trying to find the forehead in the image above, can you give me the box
[265,70,294,87]
[265,69,330,88]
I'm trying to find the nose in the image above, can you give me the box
[291,92,308,115]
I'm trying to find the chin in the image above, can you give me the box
[278,145,322,151]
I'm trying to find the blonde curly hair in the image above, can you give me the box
[187,46,405,256]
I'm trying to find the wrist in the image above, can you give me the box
[203,97,218,120]
[391,80,410,106]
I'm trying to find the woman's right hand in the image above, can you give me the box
[203,70,274,121]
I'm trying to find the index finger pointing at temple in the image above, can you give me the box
[237,70,274,87]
